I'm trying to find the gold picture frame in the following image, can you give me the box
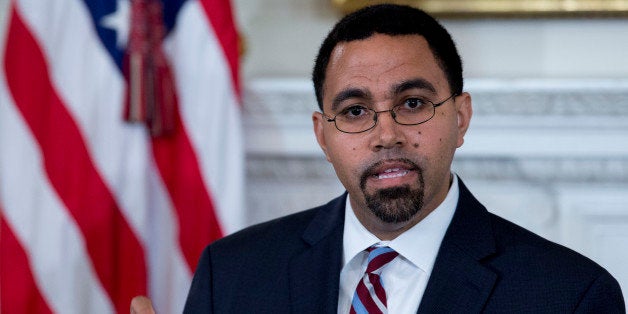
[332,0,628,18]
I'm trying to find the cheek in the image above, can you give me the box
[412,131,422,149]
[327,139,360,167]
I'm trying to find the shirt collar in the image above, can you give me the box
[342,174,460,273]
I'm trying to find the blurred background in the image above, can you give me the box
[1,0,627,312]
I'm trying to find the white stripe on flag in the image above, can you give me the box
[165,0,244,234]
[144,161,193,313]
[14,0,151,238]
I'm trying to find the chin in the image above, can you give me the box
[365,185,424,224]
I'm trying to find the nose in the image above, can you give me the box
[371,109,405,150]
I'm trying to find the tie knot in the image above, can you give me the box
[365,246,398,273]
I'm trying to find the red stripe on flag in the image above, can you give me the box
[3,8,147,314]
[199,0,241,97]
[151,105,224,270]
[1,213,54,314]
[147,2,229,271]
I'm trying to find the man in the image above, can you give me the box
[134,4,625,313]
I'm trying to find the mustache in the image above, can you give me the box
[359,158,421,190]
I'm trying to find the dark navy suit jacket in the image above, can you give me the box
[184,180,625,313]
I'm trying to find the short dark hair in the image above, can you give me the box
[312,4,463,110]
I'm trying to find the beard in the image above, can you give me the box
[359,159,425,224]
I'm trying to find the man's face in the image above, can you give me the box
[312,34,472,238]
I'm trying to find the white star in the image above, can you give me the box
[100,0,130,49]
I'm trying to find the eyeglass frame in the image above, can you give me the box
[319,92,458,134]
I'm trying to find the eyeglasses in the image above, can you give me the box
[320,93,457,134]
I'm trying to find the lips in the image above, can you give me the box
[360,158,420,189]
[375,168,410,180]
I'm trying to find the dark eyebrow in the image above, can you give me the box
[391,78,437,96]
[331,88,372,112]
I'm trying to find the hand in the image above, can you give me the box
[130,296,156,314]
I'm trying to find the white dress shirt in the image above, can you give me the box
[337,175,460,314]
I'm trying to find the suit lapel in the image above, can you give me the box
[289,194,346,314]
[286,181,499,313]
[418,180,498,313]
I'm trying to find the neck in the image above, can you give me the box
[352,204,435,241]
[351,174,454,240]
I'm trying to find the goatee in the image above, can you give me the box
[360,159,425,224]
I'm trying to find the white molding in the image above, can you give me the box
[555,185,628,294]
[243,78,628,158]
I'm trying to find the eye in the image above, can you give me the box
[339,105,370,119]
[402,98,427,110]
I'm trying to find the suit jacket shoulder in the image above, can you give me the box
[419,180,625,313]
[184,194,347,314]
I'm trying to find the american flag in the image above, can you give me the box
[0,0,244,313]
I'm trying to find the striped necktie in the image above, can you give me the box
[350,246,399,314]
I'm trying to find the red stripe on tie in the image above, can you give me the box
[367,251,398,273]
[369,273,388,307]
[352,246,398,313]
[1,213,54,314]
[199,0,241,98]
[3,8,147,314]
[355,277,384,314]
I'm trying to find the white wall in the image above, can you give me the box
[233,0,628,79]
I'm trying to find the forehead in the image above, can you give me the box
[323,34,448,108]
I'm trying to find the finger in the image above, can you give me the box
[130,296,156,314]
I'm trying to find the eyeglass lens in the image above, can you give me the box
[334,102,435,133]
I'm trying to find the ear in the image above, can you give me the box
[454,92,473,148]
[312,112,332,162]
